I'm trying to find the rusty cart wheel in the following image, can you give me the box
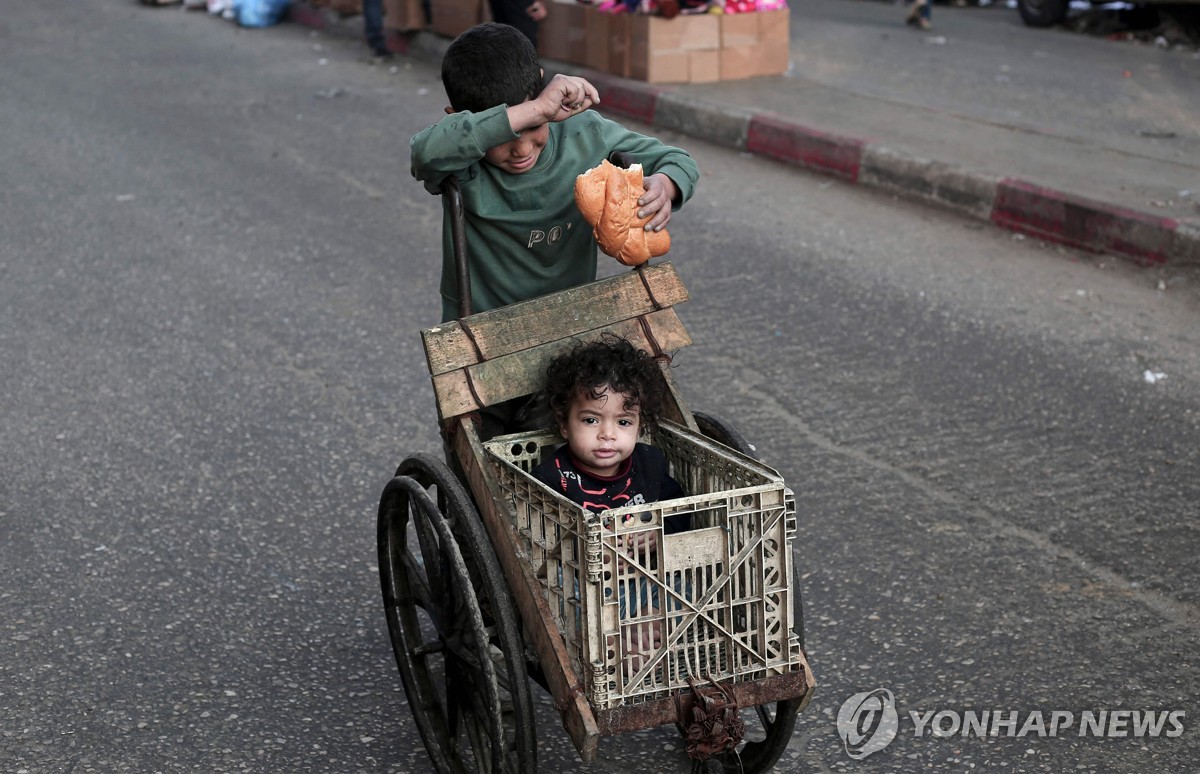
[694,412,805,774]
[377,453,536,774]
[722,699,802,774]
[694,411,758,461]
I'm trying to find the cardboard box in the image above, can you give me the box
[758,7,789,44]
[630,12,719,54]
[719,12,758,48]
[584,8,611,71]
[756,8,790,77]
[719,43,757,81]
[608,14,633,78]
[538,0,587,64]
[585,10,632,75]
[625,11,720,83]
[431,0,485,38]
[629,48,689,83]
[579,6,787,83]
[688,49,721,83]
[383,0,427,30]
[758,38,789,76]
[537,3,566,62]
[719,8,789,79]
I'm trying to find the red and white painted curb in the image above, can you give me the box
[582,72,1198,267]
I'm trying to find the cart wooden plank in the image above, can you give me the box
[450,417,603,761]
[422,263,689,377]
[430,308,692,421]
[657,360,696,430]
[594,658,815,736]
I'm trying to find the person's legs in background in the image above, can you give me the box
[905,0,931,29]
[362,0,390,57]
[488,0,539,49]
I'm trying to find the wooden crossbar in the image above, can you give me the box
[421,263,689,376]
[430,309,691,421]
[422,263,693,422]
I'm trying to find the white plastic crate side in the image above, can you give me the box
[485,427,803,710]
[762,589,788,665]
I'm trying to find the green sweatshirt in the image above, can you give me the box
[410,105,700,321]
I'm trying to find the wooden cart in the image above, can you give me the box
[377,176,815,773]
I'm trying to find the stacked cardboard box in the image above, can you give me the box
[538,0,588,64]
[431,0,489,38]
[717,8,788,80]
[536,1,788,84]
[383,0,428,30]
[629,12,722,83]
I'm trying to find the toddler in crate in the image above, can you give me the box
[532,335,691,668]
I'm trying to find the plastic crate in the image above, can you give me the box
[484,420,803,710]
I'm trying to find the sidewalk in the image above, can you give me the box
[286,1,1200,267]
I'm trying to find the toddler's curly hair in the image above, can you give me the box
[544,335,668,434]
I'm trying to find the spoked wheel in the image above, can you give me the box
[377,452,536,774]
[693,412,806,774]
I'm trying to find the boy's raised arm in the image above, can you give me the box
[410,106,519,192]
[508,74,600,132]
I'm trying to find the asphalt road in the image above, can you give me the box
[2,2,1199,773]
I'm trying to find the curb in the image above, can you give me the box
[575,70,1198,267]
[286,5,1199,267]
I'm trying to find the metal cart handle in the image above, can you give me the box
[608,150,636,170]
[441,176,472,320]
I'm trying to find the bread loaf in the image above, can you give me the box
[574,160,670,267]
